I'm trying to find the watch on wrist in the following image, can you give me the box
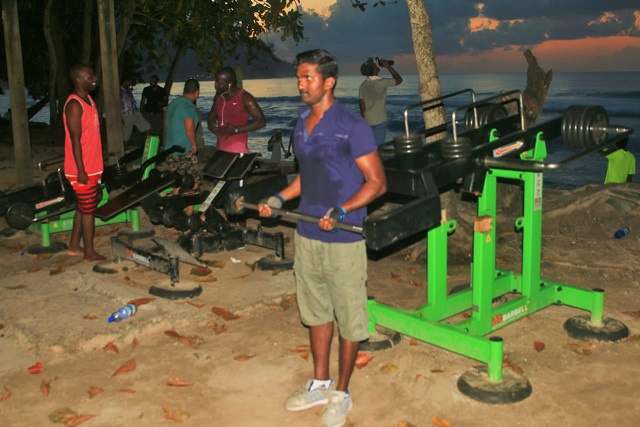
[233,127,239,134]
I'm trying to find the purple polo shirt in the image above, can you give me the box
[293,101,377,243]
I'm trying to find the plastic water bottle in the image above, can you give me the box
[108,304,137,323]
[614,226,630,239]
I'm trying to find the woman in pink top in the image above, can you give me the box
[207,67,266,154]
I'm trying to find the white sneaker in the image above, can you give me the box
[321,390,353,427]
[284,379,334,411]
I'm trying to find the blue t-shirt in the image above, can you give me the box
[293,101,377,243]
[166,96,199,155]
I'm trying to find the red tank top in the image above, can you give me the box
[63,94,103,177]
[214,89,250,154]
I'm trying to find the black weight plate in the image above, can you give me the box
[478,103,508,126]
[6,201,36,230]
[561,106,585,149]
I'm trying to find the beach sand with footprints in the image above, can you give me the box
[1,127,639,426]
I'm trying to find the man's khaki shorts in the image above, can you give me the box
[166,152,201,187]
[293,232,368,342]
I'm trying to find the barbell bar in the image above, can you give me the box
[238,199,364,234]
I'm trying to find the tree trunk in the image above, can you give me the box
[1,0,32,186]
[49,0,71,142]
[115,0,136,78]
[164,43,187,97]
[43,0,58,127]
[97,0,124,158]
[81,0,93,64]
[406,0,445,141]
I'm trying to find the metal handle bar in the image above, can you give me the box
[38,155,65,186]
[451,90,525,141]
[402,89,476,136]
[480,125,633,172]
[240,201,364,234]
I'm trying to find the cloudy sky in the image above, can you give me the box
[263,0,640,75]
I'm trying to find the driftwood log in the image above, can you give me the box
[522,49,554,129]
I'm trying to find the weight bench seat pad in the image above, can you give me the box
[94,174,175,221]
[202,151,259,180]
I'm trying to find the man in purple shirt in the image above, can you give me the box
[258,49,386,427]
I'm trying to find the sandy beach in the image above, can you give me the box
[1,128,639,426]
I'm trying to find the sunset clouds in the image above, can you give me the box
[266,0,640,73]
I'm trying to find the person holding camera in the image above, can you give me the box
[358,56,402,146]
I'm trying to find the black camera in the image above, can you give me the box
[375,57,395,66]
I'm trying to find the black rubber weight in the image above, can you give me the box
[563,314,629,342]
[457,365,532,404]
[360,328,402,351]
[149,284,203,300]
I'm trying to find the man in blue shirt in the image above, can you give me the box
[258,49,386,427]
[165,78,201,215]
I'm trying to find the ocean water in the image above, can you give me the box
[4,72,639,189]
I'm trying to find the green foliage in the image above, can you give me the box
[350,0,397,12]
[0,0,304,96]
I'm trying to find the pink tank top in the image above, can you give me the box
[214,89,250,154]
[63,94,103,177]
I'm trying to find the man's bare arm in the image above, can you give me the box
[184,118,197,153]
[65,99,88,183]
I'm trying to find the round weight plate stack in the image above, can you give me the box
[464,103,508,130]
[440,136,473,162]
[45,171,61,186]
[5,201,36,230]
[180,173,195,190]
[392,134,423,155]
[562,105,609,150]
[478,103,508,126]
[186,214,202,232]
[162,205,181,228]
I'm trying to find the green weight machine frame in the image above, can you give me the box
[28,136,161,247]
[367,132,609,384]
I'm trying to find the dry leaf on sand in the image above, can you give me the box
[0,386,11,402]
[167,377,193,387]
[163,405,190,422]
[112,359,136,376]
[164,330,205,347]
[380,363,398,375]
[211,306,240,320]
[431,415,452,427]
[128,297,156,306]
[103,342,119,353]
[87,386,104,398]
[28,362,44,374]
[234,354,256,361]
[355,353,373,369]
[41,379,51,396]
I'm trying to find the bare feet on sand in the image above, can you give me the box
[83,252,106,263]
[66,248,82,256]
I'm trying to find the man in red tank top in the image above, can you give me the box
[206,67,266,155]
[63,64,106,262]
